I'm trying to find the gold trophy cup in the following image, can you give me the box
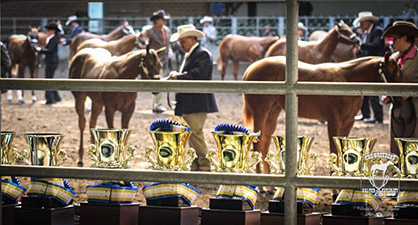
[395,138,418,178]
[22,133,67,166]
[207,131,261,173]
[88,128,135,168]
[329,137,377,177]
[1,131,19,164]
[145,130,196,171]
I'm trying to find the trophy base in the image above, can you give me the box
[14,205,74,225]
[268,200,312,214]
[147,196,190,207]
[21,196,69,208]
[209,198,253,210]
[260,212,321,225]
[138,205,199,225]
[201,208,261,225]
[79,202,139,225]
[395,206,418,219]
[2,203,18,225]
[331,203,366,216]
[322,214,383,225]
[385,217,418,225]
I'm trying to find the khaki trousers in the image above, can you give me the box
[183,112,210,171]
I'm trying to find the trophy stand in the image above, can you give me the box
[201,124,262,225]
[261,136,321,225]
[140,119,200,225]
[79,128,139,225]
[13,133,75,225]
[323,137,383,225]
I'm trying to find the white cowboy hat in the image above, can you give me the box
[200,16,213,24]
[170,24,205,42]
[65,15,78,26]
[298,22,307,31]
[353,11,379,25]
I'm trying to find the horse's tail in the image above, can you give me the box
[242,94,253,128]
[216,36,228,71]
[216,53,222,71]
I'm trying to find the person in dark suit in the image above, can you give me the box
[38,23,61,104]
[354,11,385,124]
[169,24,218,171]
[60,15,84,45]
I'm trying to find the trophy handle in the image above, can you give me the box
[265,151,280,174]
[122,145,136,168]
[9,147,19,164]
[87,144,99,167]
[206,148,220,172]
[14,149,31,165]
[184,148,197,171]
[305,152,318,175]
[56,150,68,166]
[145,146,157,169]
[247,151,262,173]
[329,153,341,176]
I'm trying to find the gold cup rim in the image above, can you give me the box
[333,136,374,140]
[394,137,418,141]
[24,133,65,137]
[273,135,312,138]
[1,131,16,135]
[91,128,130,132]
[150,130,190,134]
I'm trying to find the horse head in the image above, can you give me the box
[379,51,403,83]
[27,26,40,45]
[122,21,135,35]
[138,44,163,80]
[335,21,360,46]
[135,31,149,49]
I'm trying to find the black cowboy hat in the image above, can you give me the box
[45,23,60,32]
[150,9,170,21]
[382,21,418,39]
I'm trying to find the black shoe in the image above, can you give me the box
[152,106,166,114]
[364,118,376,124]
[55,97,62,102]
[43,100,56,105]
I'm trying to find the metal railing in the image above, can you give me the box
[1,1,418,225]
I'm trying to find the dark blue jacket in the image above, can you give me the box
[65,25,84,45]
[359,25,385,57]
[41,35,59,63]
[175,45,218,116]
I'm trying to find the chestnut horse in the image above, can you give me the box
[266,21,360,64]
[28,26,47,47]
[309,30,359,62]
[7,34,39,104]
[69,21,134,59]
[242,53,402,174]
[76,32,148,56]
[69,45,163,167]
[217,34,279,80]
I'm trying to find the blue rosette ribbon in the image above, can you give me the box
[142,182,200,206]
[150,119,190,132]
[1,176,27,203]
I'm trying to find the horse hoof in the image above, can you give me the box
[8,99,12,104]
[77,161,84,167]
[18,100,25,105]
[32,98,37,103]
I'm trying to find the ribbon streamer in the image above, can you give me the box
[1,177,26,203]
[142,182,199,206]
[273,187,319,208]
[397,191,418,206]
[28,178,75,205]
[87,180,138,203]
[335,189,381,213]
[215,185,259,209]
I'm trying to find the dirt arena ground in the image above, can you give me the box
[1,60,395,214]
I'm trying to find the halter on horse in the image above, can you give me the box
[242,52,402,174]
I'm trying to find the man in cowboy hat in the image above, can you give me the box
[354,11,385,124]
[60,15,84,45]
[298,22,307,40]
[38,23,62,104]
[381,21,418,155]
[169,24,218,171]
[145,9,172,113]
[200,16,217,62]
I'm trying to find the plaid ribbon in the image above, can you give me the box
[87,180,138,203]
[1,177,26,203]
[335,189,381,213]
[142,182,199,206]
[215,185,259,209]
[397,191,418,206]
[28,178,75,205]
[273,187,319,207]
[150,119,190,132]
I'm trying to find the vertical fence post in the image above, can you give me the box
[231,17,237,34]
[285,0,298,225]
[0,86,2,222]
[278,16,284,36]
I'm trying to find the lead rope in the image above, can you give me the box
[378,60,395,103]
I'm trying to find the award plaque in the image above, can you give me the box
[14,133,75,225]
[201,123,261,225]
[323,137,384,225]
[80,128,139,225]
[139,118,199,225]
[261,135,321,225]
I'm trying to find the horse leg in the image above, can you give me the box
[29,63,38,103]
[104,106,116,129]
[88,102,103,143]
[221,58,228,80]
[7,64,18,103]
[327,119,342,155]
[232,60,239,80]
[17,64,25,104]
[73,92,87,167]
[260,104,282,174]
[121,102,135,129]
